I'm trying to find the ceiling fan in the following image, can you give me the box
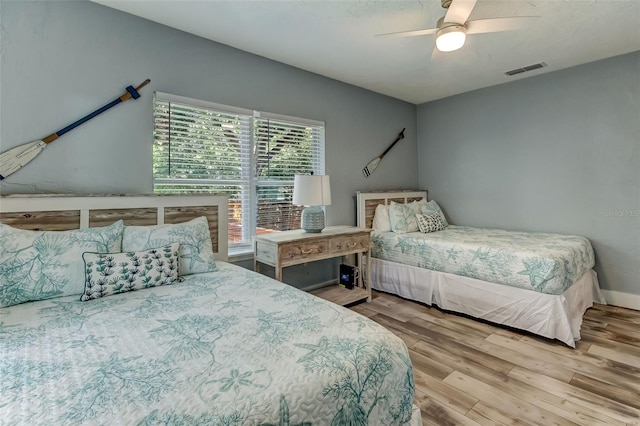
[377,0,537,53]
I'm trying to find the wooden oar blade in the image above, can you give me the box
[362,157,381,178]
[0,140,47,180]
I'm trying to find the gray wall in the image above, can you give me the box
[0,1,418,287]
[417,51,640,296]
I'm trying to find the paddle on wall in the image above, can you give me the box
[362,128,405,178]
[0,79,150,180]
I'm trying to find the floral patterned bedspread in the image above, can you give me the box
[0,263,415,425]
[371,226,595,295]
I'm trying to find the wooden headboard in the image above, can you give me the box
[0,194,229,261]
[356,190,428,229]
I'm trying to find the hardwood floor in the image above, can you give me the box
[349,291,640,426]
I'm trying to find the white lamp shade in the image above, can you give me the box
[436,25,466,52]
[293,174,332,206]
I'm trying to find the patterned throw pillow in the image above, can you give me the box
[0,220,124,307]
[122,216,216,276]
[388,201,422,233]
[420,199,449,227]
[416,213,447,233]
[80,243,180,301]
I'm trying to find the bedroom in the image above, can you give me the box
[1,0,639,424]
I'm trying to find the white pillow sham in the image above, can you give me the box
[422,199,449,227]
[122,216,217,276]
[372,204,392,232]
[0,220,124,307]
[389,201,423,233]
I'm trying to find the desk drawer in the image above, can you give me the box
[330,234,370,254]
[279,239,328,262]
[255,241,276,264]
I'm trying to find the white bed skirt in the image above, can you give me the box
[370,258,606,347]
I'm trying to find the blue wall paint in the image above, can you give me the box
[0,0,418,288]
[0,0,418,220]
[417,51,640,295]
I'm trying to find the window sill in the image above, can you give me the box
[228,249,254,263]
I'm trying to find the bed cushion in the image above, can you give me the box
[80,243,181,301]
[420,199,448,226]
[372,204,392,232]
[389,201,422,233]
[0,220,124,307]
[122,216,216,276]
[416,213,447,233]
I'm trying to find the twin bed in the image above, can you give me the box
[356,190,606,348]
[0,194,420,425]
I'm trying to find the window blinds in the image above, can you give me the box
[153,92,325,252]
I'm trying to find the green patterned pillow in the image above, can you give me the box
[0,220,124,307]
[122,216,217,276]
[420,199,449,227]
[80,243,181,301]
[388,201,422,233]
[416,213,447,233]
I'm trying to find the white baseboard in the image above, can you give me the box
[600,290,640,311]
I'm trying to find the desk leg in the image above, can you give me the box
[356,252,364,290]
[275,266,282,282]
[365,251,372,302]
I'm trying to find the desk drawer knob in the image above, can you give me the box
[301,248,313,254]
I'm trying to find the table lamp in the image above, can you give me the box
[292,174,331,233]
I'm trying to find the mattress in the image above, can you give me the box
[0,262,415,425]
[371,226,595,295]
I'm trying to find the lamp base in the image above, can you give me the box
[301,206,325,233]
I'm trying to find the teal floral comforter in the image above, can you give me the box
[372,226,595,295]
[0,262,415,425]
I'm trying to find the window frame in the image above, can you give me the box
[152,92,325,256]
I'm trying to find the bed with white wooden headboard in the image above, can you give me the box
[0,194,228,260]
[356,190,427,229]
[0,193,422,425]
[356,190,606,347]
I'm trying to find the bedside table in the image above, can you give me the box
[254,226,372,305]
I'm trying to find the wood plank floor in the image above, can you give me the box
[349,291,640,426]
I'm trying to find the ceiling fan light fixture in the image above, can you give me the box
[436,25,466,52]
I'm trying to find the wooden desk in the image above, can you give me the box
[254,226,372,305]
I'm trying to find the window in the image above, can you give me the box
[152,92,325,255]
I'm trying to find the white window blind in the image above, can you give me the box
[153,92,325,254]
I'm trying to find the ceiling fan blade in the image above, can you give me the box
[375,27,438,38]
[444,0,477,24]
[466,16,538,34]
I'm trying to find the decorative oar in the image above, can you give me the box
[362,128,405,178]
[0,79,150,181]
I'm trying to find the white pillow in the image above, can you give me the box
[0,220,124,307]
[422,200,449,227]
[372,204,391,232]
[388,201,422,233]
[122,216,217,276]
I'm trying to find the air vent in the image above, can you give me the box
[505,62,547,76]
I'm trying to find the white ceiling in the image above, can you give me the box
[93,0,640,104]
